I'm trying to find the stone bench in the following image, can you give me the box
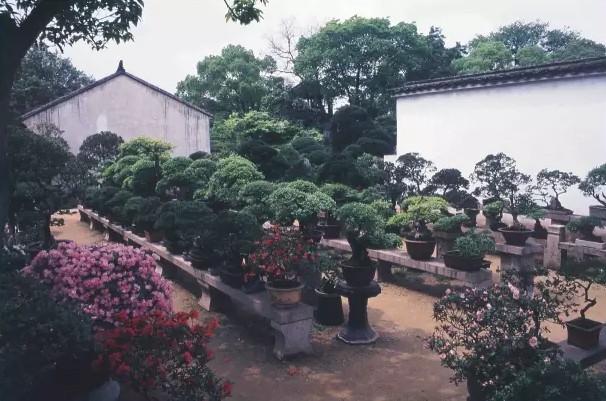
[321,238,493,288]
[78,206,314,360]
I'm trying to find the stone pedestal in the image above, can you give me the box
[496,243,542,292]
[545,225,565,270]
[336,281,381,344]
[433,231,462,258]
[374,260,393,282]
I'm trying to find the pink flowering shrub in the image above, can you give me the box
[22,242,172,326]
[424,267,577,398]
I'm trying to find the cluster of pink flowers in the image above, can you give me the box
[22,242,172,325]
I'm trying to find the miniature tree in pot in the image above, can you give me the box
[472,153,535,245]
[532,169,580,214]
[336,202,386,286]
[433,214,470,257]
[403,215,435,260]
[579,164,606,220]
[566,216,604,245]
[443,231,495,271]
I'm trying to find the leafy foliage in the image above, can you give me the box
[203,155,264,206]
[532,169,580,209]
[11,45,94,115]
[395,152,436,195]
[154,200,215,253]
[433,214,470,233]
[453,231,495,259]
[579,164,606,207]
[337,202,386,265]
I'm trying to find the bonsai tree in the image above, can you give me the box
[237,180,277,224]
[320,183,359,207]
[267,183,336,231]
[386,196,449,234]
[106,190,133,225]
[483,200,505,230]
[560,261,606,323]
[472,153,534,231]
[428,168,470,198]
[133,197,163,233]
[579,164,606,209]
[336,202,385,266]
[404,215,433,241]
[433,214,470,234]
[532,169,581,211]
[202,155,264,208]
[122,196,144,231]
[206,210,262,268]
[566,216,604,242]
[154,201,215,254]
[452,231,495,260]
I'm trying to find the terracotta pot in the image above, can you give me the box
[404,238,436,260]
[499,228,532,246]
[144,229,164,243]
[443,250,487,271]
[266,281,304,308]
[566,317,603,349]
[314,288,344,326]
[339,259,376,287]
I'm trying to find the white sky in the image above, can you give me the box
[63,0,606,93]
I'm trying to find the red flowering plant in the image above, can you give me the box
[94,309,233,401]
[248,225,317,288]
[423,267,577,399]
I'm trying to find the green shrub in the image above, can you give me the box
[154,201,216,253]
[320,183,359,205]
[123,196,144,228]
[433,214,470,233]
[161,157,192,177]
[204,155,264,206]
[0,271,96,401]
[286,180,319,193]
[118,137,173,160]
[337,202,386,265]
[106,190,133,224]
[267,185,336,229]
[133,197,163,232]
[185,158,217,188]
[401,196,449,223]
[370,200,394,220]
[237,180,277,223]
[453,232,495,259]
[203,210,262,264]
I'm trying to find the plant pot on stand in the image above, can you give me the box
[499,227,532,246]
[339,259,376,287]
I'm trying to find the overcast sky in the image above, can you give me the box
[63,0,606,92]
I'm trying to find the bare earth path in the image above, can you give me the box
[51,212,606,401]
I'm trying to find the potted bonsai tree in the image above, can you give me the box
[210,210,262,289]
[533,169,581,215]
[106,190,134,226]
[336,202,386,287]
[386,196,449,235]
[311,248,344,326]
[122,196,144,234]
[403,215,436,260]
[443,231,495,271]
[267,181,336,243]
[561,261,606,349]
[249,225,317,307]
[579,164,606,220]
[472,153,534,246]
[566,216,604,248]
[433,214,470,257]
[154,200,215,255]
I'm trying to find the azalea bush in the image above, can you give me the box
[22,242,172,326]
[94,310,232,401]
[249,226,317,284]
[424,267,577,398]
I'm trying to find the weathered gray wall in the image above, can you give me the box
[22,74,210,156]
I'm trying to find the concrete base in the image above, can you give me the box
[575,239,606,250]
[271,319,313,359]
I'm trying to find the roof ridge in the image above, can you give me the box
[393,56,606,96]
[21,68,212,119]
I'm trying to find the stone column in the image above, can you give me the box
[496,243,542,293]
[545,225,565,270]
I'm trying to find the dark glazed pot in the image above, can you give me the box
[443,251,487,271]
[566,317,603,349]
[499,228,532,246]
[314,288,344,326]
[404,239,436,260]
[339,259,376,287]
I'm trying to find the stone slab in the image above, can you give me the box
[559,242,606,258]
[575,239,606,250]
[321,237,493,287]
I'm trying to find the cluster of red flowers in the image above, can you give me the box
[248,226,317,283]
[94,309,232,400]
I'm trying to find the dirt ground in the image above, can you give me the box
[51,212,606,401]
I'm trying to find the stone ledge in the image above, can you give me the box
[559,242,606,258]
[321,238,492,286]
